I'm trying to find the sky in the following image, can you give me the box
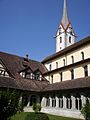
[0,0,90,61]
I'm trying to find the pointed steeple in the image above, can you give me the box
[61,0,69,29]
[55,0,76,53]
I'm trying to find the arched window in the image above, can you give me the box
[84,65,88,77]
[59,97,63,108]
[81,52,84,60]
[69,36,71,43]
[71,69,74,79]
[52,96,56,107]
[60,72,62,82]
[46,97,50,107]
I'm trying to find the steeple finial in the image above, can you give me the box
[61,0,69,29]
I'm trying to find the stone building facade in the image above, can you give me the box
[0,0,90,119]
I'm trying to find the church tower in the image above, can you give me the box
[56,0,76,52]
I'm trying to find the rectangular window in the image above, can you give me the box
[84,65,88,77]
[71,56,74,64]
[81,52,84,60]
[49,64,52,71]
[63,59,65,66]
[71,69,74,79]
[51,75,53,84]
[60,72,62,82]
[56,62,58,69]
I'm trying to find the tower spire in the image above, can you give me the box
[55,0,76,53]
[61,0,69,29]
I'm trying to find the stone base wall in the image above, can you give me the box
[41,107,84,119]
[24,107,84,119]
[24,107,34,112]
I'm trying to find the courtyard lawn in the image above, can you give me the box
[11,112,83,120]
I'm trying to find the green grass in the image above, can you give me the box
[11,112,82,120]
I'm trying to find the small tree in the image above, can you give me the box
[81,101,90,120]
[0,90,23,120]
[32,103,41,113]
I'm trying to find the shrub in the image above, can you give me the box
[81,101,90,120]
[32,103,41,113]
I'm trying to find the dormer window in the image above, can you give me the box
[34,69,43,80]
[20,68,42,81]
[20,72,25,78]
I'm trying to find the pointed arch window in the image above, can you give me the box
[69,36,71,43]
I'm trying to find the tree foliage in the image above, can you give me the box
[81,101,90,120]
[32,103,41,113]
[0,89,23,120]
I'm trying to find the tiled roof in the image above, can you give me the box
[0,51,49,92]
[0,76,49,92]
[43,77,90,92]
[0,51,48,79]
[42,36,90,63]
[1,76,90,92]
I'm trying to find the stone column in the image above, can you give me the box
[27,95,31,107]
[56,96,59,108]
[19,95,22,106]
[49,96,52,107]
[68,98,70,109]
[81,95,86,107]
[63,96,66,109]
[77,98,79,110]
[71,95,76,110]
[41,97,46,107]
